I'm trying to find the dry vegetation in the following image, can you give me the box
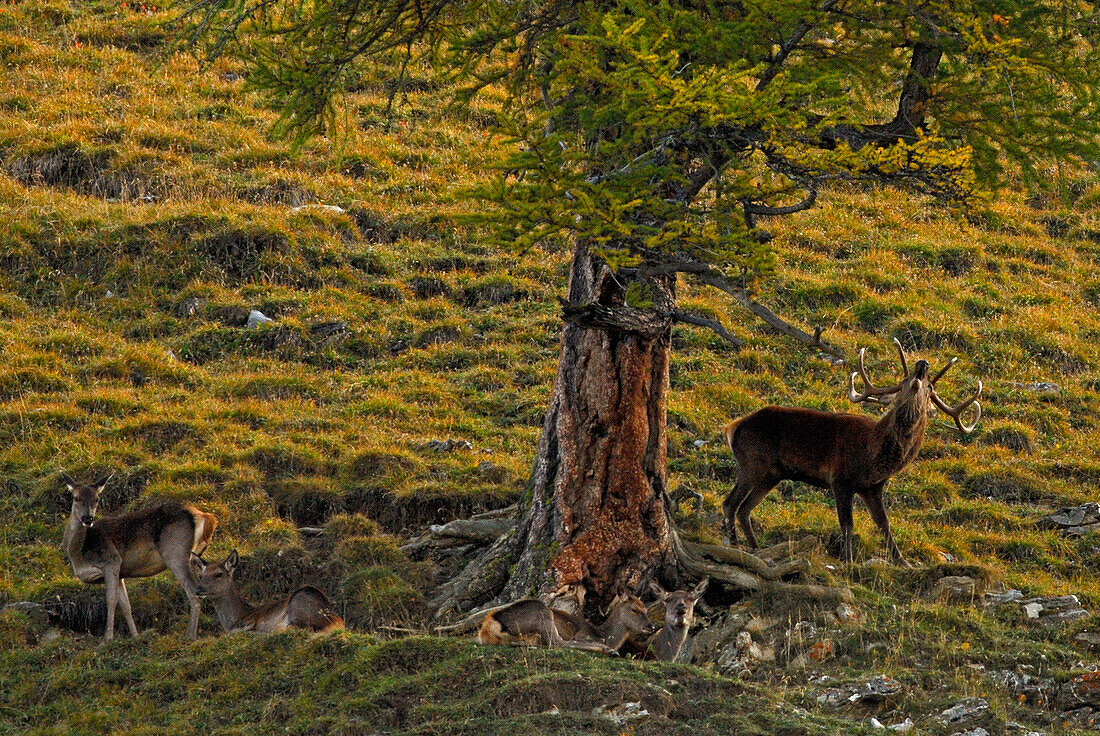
[1,2,1100,734]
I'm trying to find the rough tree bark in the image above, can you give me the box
[431,240,679,615]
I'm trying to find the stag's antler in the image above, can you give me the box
[928,356,982,434]
[848,339,909,405]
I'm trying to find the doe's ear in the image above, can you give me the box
[95,473,115,493]
[60,471,75,493]
[190,552,206,573]
[691,577,710,600]
[648,580,669,601]
[224,549,240,573]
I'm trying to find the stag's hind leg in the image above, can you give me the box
[862,484,907,565]
[722,477,752,546]
[729,474,781,550]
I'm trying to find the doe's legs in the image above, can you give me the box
[117,579,139,637]
[103,566,121,641]
[162,538,203,640]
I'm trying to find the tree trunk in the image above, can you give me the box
[431,241,676,614]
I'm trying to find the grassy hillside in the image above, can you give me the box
[1,2,1100,734]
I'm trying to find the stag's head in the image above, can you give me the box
[848,338,982,434]
[62,473,110,527]
[649,578,708,630]
[192,549,239,600]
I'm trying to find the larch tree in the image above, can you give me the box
[178,0,1100,614]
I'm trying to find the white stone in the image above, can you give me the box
[246,309,273,328]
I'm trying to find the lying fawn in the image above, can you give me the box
[479,586,655,653]
[62,474,217,640]
[724,339,981,563]
[192,550,344,633]
[647,579,708,661]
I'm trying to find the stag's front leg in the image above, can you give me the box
[834,487,855,563]
[863,485,908,566]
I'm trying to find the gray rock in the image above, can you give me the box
[425,439,473,453]
[950,729,989,736]
[938,697,989,725]
[1075,632,1100,651]
[1019,595,1088,627]
[815,675,901,709]
[1040,503,1100,535]
[985,589,1023,606]
[988,670,1054,705]
[1,601,49,626]
[1012,381,1061,394]
[592,702,649,725]
[246,309,273,328]
[1062,707,1099,729]
[931,575,978,601]
[174,296,207,318]
[1056,671,1100,709]
[291,203,346,215]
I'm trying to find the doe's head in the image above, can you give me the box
[192,549,239,600]
[607,584,657,636]
[649,578,708,629]
[62,472,109,528]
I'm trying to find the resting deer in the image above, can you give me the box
[192,550,344,633]
[478,586,655,653]
[647,579,708,662]
[61,473,217,640]
[724,339,981,564]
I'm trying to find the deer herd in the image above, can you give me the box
[58,339,981,661]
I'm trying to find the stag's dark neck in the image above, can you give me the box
[874,393,930,471]
[209,582,255,632]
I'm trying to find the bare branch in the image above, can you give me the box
[756,0,842,92]
[671,311,744,348]
[687,267,845,358]
[743,185,817,217]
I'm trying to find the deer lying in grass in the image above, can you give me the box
[478,586,655,653]
[647,579,708,661]
[724,339,982,564]
[192,550,344,633]
[61,473,217,641]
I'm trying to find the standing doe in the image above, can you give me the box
[723,339,981,564]
[193,550,344,633]
[61,473,217,640]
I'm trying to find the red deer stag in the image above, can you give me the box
[723,339,981,564]
[647,579,708,661]
[478,586,655,653]
[192,550,344,633]
[61,474,217,640]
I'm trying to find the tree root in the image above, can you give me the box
[417,509,852,621]
[427,524,524,619]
